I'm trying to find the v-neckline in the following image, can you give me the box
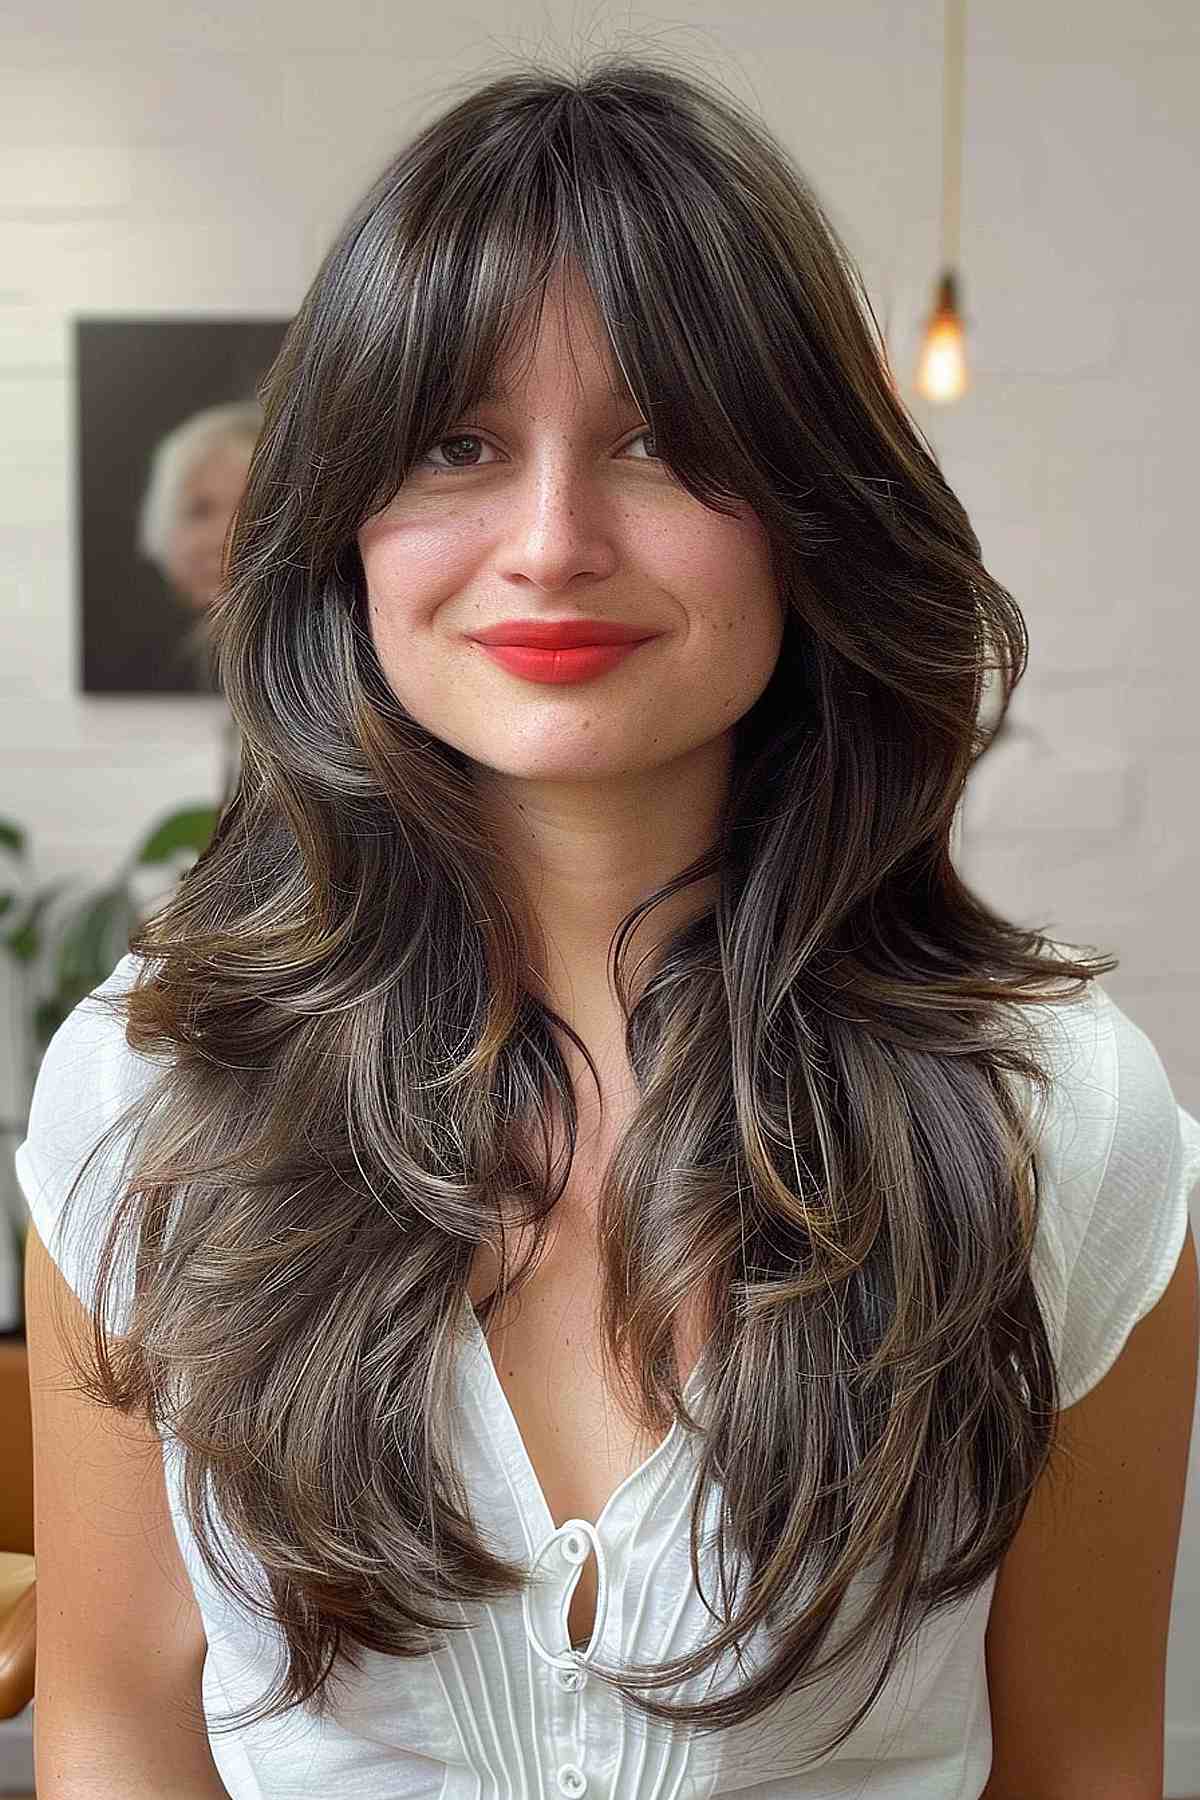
[460,1291,710,1543]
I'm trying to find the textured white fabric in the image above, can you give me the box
[16,951,1200,1800]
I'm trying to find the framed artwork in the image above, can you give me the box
[77,316,290,695]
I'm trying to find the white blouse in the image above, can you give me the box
[16,951,1200,1799]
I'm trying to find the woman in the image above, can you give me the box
[137,400,262,697]
[137,400,261,801]
[20,49,1199,1800]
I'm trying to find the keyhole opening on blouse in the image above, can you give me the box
[563,1528,599,1653]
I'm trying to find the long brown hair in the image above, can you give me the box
[52,42,1114,1766]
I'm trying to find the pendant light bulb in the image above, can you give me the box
[916,271,969,405]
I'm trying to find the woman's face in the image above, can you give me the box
[163,436,254,612]
[357,268,784,790]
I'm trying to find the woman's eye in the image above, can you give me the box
[416,428,658,472]
[418,432,498,472]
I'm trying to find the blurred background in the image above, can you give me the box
[1,0,1197,1790]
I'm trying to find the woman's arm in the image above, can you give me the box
[24,1222,230,1799]
[982,1220,1198,1799]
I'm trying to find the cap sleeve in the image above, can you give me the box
[14,951,161,1334]
[1033,980,1200,1412]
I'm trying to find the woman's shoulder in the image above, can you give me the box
[15,950,166,1324]
[1017,971,1200,1408]
[20,950,162,1145]
[1019,971,1191,1217]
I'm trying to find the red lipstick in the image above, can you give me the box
[465,617,659,685]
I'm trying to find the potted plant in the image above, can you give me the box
[0,804,219,1331]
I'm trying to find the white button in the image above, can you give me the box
[560,1531,589,1565]
[556,1764,588,1796]
[554,1664,587,1690]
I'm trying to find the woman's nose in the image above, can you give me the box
[499,461,620,585]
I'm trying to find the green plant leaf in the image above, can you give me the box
[134,806,219,866]
[48,887,138,1035]
[1,879,73,962]
[34,995,63,1045]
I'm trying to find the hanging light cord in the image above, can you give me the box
[942,0,965,275]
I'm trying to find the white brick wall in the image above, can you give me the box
[1,1,1197,1789]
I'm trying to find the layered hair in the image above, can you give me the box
[52,44,1114,1765]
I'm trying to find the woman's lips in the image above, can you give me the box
[472,640,654,684]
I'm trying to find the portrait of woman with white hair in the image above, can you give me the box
[77,316,286,697]
[135,399,263,694]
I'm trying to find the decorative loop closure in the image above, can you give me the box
[521,1516,609,1671]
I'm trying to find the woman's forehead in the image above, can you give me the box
[470,268,632,402]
